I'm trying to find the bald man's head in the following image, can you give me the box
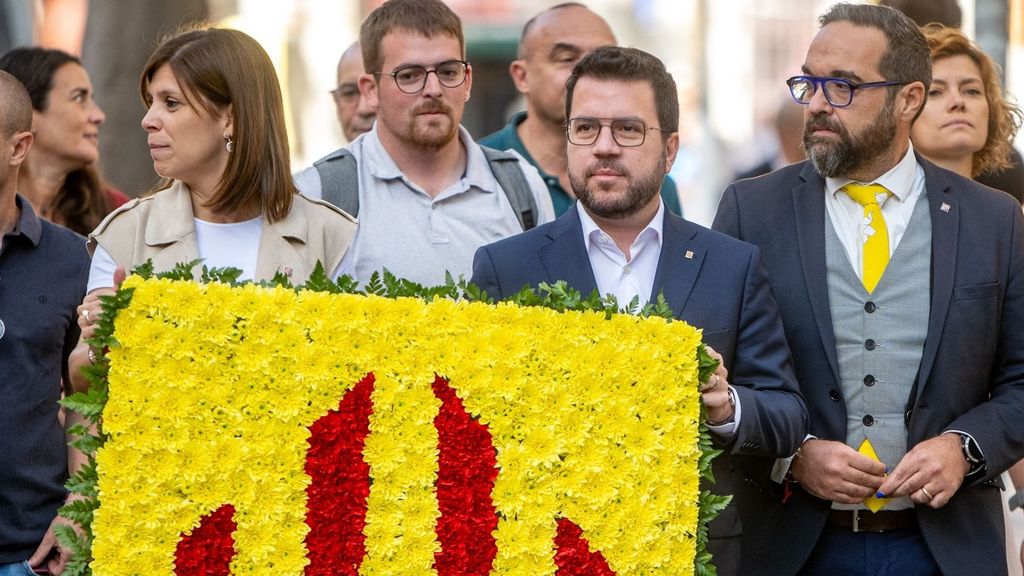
[511,4,616,127]
[333,41,376,141]
[0,70,31,139]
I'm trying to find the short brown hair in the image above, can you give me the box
[922,24,1022,176]
[820,3,932,120]
[140,25,294,222]
[360,0,464,74]
[565,46,678,135]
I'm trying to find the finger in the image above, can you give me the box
[27,538,53,565]
[878,466,929,498]
[832,479,879,502]
[114,265,127,288]
[846,452,887,476]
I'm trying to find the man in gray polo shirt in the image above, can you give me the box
[0,71,90,575]
[296,0,553,286]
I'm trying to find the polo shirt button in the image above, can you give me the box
[865,339,876,350]
[623,265,631,275]
[829,390,840,402]
[864,301,876,313]
[863,414,874,426]
[863,374,876,386]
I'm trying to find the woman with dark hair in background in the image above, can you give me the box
[0,47,129,236]
[68,25,356,390]
[909,24,1024,575]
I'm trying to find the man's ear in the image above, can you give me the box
[664,132,680,175]
[509,59,529,94]
[9,131,33,167]
[360,73,379,109]
[900,81,927,124]
[463,63,472,102]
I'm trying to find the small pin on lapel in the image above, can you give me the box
[685,250,694,259]
[940,202,951,213]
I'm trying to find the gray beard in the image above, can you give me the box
[804,105,898,178]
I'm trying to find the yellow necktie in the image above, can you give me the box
[843,183,891,293]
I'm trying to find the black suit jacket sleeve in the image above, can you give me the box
[728,246,807,459]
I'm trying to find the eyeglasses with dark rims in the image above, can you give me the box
[374,60,468,94]
[786,75,908,108]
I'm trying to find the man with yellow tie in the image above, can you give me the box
[714,3,1024,575]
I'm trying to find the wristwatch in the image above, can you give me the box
[955,432,985,475]
[706,386,736,426]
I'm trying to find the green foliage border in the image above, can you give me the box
[59,261,730,576]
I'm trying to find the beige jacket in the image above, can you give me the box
[88,180,357,284]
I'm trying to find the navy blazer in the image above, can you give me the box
[472,203,808,566]
[713,156,1024,576]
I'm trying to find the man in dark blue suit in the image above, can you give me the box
[471,46,807,576]
[713,4,1024,575]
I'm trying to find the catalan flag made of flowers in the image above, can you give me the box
[74,274,711,575]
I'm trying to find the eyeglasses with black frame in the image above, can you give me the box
[329,83,360,104]
[566,117,671,147]
[786,75,908,108]
[374,60,468,94]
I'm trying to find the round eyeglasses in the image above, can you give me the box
[566,117,671,147]
[375,60,468,94]
[787,75,908,108]
[329,83,360,104]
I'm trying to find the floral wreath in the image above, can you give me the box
[57,262,729,576]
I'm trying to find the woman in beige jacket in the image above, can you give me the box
[69,26,356,391]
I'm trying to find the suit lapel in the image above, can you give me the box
[794,163,841,386]
[915,160,958,399]
[537,204,599,295]
[654,213,704,314]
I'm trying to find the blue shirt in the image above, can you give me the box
[0,196,90,562]
[479,111,683,217]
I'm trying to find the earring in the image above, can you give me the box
[224,133,234,153]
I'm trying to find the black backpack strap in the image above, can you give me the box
[313,148,360,217]
[481,145,537,231]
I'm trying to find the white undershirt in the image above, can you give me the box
[87,216,263,292]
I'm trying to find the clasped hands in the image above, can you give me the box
[789,433,969,508]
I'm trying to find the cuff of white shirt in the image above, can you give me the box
[705,386,741,440]
[770,434,817,483]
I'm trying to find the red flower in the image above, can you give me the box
[174,504,237,576]
[554,518,616,576]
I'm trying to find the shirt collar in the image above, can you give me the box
[825,143,919,202]
[578,200,665,253]
[8,194,43,246]
[363,124,499,193]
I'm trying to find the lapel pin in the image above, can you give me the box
[685,250,694,259]
[940,202,951,213]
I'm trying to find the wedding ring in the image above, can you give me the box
[920,486,934,500]
[83,309,93,324]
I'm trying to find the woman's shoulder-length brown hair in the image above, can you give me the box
[922,24,1023,177]
[140,25,294,222]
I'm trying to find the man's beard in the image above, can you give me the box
[569,155,665,219]
[804,103,898,178]
[406,99,458,149]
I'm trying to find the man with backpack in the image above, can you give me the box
[295,0,553,286]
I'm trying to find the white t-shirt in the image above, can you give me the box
[87,216,263,292]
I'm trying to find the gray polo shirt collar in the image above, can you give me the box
[361,125,501,196]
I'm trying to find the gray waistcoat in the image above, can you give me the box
[825,191,931,510]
